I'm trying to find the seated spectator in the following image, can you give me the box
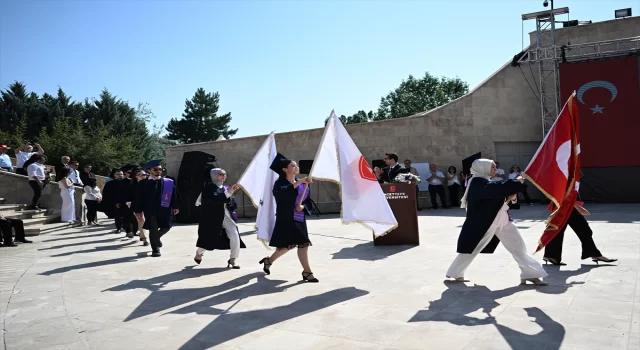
[0,210,32,246]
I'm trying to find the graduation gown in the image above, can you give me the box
[133,177,178,229]
[99,180,118,218]
[196,183,246,250]
[269,178,312,249]
[456,178,524,254]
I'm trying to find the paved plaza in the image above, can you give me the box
[1,204,639,350]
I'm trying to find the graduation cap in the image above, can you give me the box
[269,153,289,175]
[142,159,163,170]
[462,152,481,175]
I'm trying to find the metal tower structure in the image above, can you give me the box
[521,6,569,136]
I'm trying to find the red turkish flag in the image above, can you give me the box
[524,93,581,253]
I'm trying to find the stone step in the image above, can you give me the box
[0,204,30,212]
[21,216,60,227]
[2,209,49,220]
[24,221,79,236]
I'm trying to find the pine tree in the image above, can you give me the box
[166,88,237,144]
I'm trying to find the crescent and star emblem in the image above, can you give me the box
[576,80,617,115]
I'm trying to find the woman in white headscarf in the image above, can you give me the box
[194,168,246,268]
[446,159,548,285]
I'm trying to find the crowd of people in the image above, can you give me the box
[1,142,619,286]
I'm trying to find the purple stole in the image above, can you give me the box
[160,178,174,208]
[223,185,238,222]
[293,183,309,222]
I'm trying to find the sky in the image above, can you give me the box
[1,0,638,139]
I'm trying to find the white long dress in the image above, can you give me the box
[59,178,76,222]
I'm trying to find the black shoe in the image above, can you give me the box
[18,239,33,244]
[126,232,134,239]
[114,229,121,234]
[543,257,566,266]
[227,259,240,269]
[4,242,17,247]
[259,257,272,275]
[302,271,319,283]
[151,251,161,257]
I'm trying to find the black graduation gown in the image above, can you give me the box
[269,178,312,249]
[99,180,118,218]
[456,178,524,254]
[196,183,246,251]
[133,177,178,229]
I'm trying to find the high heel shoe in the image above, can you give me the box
[521,278,548,286]
[227,259,240,269]
[259,257,272,275]
[194,254,202,265]
[302,271,319,283]
[543,257,566,266]
[592,256,618,264]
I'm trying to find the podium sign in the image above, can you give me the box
[374,183,420,246]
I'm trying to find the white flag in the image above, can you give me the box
[309,111,397,236]
[237,132,278,245]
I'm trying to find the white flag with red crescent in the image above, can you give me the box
[309,111,397,236]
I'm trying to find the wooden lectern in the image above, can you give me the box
[374,183,420,246]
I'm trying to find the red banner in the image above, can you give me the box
[525,94,580,253]
[559,56,640,167]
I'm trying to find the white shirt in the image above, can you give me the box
[16,151,36,167]
[84,186,102,201]
[69,168,83,186]
[27,163,46,180]
[491,168,506,181]
[427,171,445,186]
[509,172,523,180]
[447,172,460,186]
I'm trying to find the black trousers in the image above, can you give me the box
[544,208,602,261]
[146,215,170,252]
[519,184,532,204]
[114,205,131,232]
[429,185,447,208]
[28,180,44,207]
[85,200,98,222]
[0,218,26,243]
[448,183,460,207]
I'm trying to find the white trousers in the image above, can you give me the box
[446,222,548,280]
[197,216,240,259]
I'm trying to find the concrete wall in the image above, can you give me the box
[0,171,85,220]
[165,16,640,216]
[529,16,640,47]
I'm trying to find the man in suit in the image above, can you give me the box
[55,156,70,181]
[374,152,406,183]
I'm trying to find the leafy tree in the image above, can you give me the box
[376,73,468,120]
[166,88,237,144]
[325,110,376,126]
[325,72,469,125]
[0,81,169,176]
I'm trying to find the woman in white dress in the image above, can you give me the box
[446,158,548,285]
[57,168,76,223]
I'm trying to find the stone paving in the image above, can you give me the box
[1,204,639,350]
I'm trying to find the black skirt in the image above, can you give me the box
[269,219,311,249]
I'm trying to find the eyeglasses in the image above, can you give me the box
[136,173,146,177]
[218,173,227,176]
[151,167,162,172]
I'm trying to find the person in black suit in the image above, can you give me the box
[374,152,407,183]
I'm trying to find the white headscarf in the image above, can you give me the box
[460,158,495,209]
[210,168,225,187]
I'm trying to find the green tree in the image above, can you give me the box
[324,72,469,125]
[325,110,376,126]
[376,72,468,120]
[166,88,237,144]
